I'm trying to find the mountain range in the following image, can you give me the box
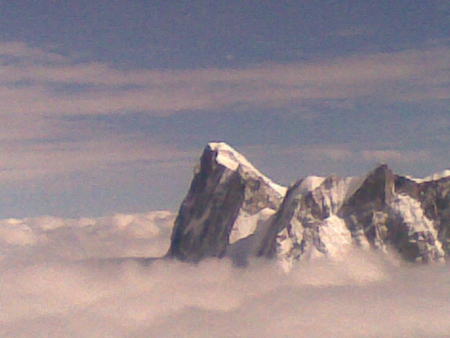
[167,142,449,270]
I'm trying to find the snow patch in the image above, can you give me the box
[208,142,287,196]
[299,176,325,193]
[390,194,438,233]
[390,194,444,259]
[229,208,276,244]
[407,169,450,183]
[319,215,353,258]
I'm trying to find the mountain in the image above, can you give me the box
[166,142,286,262]
[167,143,449,269]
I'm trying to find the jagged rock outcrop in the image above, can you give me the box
[259,165,445,269]
[167,142,448,269]
[341,165,444,262]
[258,175,358,270]
[166,142,286,262]
[395,174,450,255]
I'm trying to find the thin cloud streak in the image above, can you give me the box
[361,149,432,163]
[0,135,195,182]
[0,41,447,199]
[264,144,433,164]
[0,42,449,117]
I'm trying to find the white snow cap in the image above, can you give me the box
[208,142,287,195]
[408,169,450,183]
[298,176,326,193]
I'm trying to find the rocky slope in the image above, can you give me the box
[166,142,286,262]
[167,142,449,269]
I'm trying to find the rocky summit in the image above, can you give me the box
[167,142,449,270]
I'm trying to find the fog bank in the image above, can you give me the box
[1,211,449,337]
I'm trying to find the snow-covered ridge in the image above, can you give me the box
[208,142,287,195]
[390,194,445,262]
[297,175,363,212]
[172,142,450,266]
[407,169,450,183]
[298,176,325,193]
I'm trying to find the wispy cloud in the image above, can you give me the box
[0,41,66,63]
[0,134,195,182]
[329,26,373,38]
[0,42,449,117]
[361,149,432,163]
[0,41,448,182]
[244,144,436,168]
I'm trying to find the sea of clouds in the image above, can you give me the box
[1,210,449,337]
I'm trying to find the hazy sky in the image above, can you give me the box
[0,0,449,217]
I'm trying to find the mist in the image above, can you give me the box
[1,211,449,337]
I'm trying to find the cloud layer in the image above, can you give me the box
[0,210,175,262]
[0,210,449,337]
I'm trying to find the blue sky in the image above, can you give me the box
[0,0,449,217]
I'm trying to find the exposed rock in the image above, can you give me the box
[341,164,395,252]
[168,143,448,269]
[259,175,358,270]
[395,174,450,256]
[259,165,445,268]
[166,142,286,262]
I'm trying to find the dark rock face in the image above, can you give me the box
[395,175,421,199]
[396,176,450,256]
[342,165,394,215]
[341,165,395,251]
[257,179,305,259]
[420,178,450,254]
[168,143,448,268]
[167,149,245,261]
[167,143,285,262]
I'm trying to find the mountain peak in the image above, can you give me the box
[207,142,287,195]
[344,164,395,209]
[168,143,449,268]
[207,142,247,171]
[167,142,286,262]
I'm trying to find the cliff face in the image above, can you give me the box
[167,142,285,262]
[395,175,450,255]
[258,175,358,270]
[168,142,448,269]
